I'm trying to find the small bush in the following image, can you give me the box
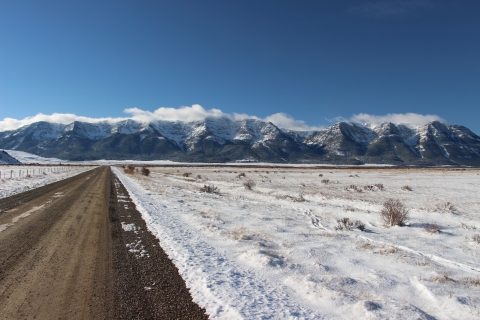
[345,184,362,192]
[472,234,480,244]
[460,223,476,230]
[380,199,409,227]
[124,165,135,174]
[424,223,440,234]
[321,179,330,184]
[141,167,150,176]
[364,184,384,191]
[183,172,192,177]
[243,180,256,190]
[435,202,457,214]
[380,246,398,255]
[375,183,384,190]
[334,217,365,231]
[292,194,306,202]
[401,185,413,191]
[232,226,248,241]
[276,194,306,202]
[200,184,220,194]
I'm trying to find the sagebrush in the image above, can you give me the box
[141,167,150,176]
[381,199,409,227]
[200,184,220,194]
[243,180,256,190]
[334,217,365,231]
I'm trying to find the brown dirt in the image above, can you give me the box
[0,166,208,320]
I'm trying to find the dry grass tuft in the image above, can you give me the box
[374,183,384,190]
[472,234,480,244]
[364,183,384,191]
[345,184,362,192]
[243,179,256,190]
[124,165,135,175]
[232,226,248,240]
[424,223,440,234]
[379,246,398,255]
[334,217,365,231]
[431,274,456,283]
[141,167,150,176]
[200,184,220,194]
[435,202,457,214]
[276,194,307,202]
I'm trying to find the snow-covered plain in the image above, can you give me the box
[113,166,480,320]
[0,165,94,198]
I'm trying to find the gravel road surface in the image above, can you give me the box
[0,166,208,319]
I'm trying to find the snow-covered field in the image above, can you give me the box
[0,165,95,198]
[113,166,480,320]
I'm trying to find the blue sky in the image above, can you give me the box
[1,0,479,133]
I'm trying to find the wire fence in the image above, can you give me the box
[0,166,87,180]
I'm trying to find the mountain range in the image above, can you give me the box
[1,118,479,166]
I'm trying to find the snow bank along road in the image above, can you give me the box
[0,166,207,319]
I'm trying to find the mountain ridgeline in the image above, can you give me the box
[0,118,479,166]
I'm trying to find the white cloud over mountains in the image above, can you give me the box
[0,104,445,132]
[349,113,445,127]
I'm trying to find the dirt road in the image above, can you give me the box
[0,167,208,319]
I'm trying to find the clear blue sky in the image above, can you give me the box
[1,0,479,133]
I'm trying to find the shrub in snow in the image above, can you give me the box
[435,202,457,214]
[460,223,476,230]
[141,167,150,176]
[124,165,135,175]
[364,183,384,191]
[276,194,306,202]
[375,183,384,190]
[472,234,480,244]
[292,194,306,202]
[424,223,440,234]
[243,180,256,190]
[334,217,365,231]
[232,226,248,240]
[380,199,409,227]
[345,184,362,192]
[200,184,220,194]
